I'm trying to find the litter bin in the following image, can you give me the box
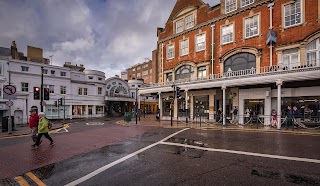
[124,112,132,122]
[2,116,14,132]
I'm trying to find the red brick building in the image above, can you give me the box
[140,0,320,127]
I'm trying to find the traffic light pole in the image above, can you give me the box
[40,66,44,112]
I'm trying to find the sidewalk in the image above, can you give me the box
[123,114,320,135]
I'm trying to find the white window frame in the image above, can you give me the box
[282,48,300,69]
[284,0,302,28]
[21,82,29,92]
[180,39,189,56]
[240,0,254,8]
[221,24,234,44]
[175,19,184,33]
[167,44,175,59]
[185,14,195,30]
[225,0,237,14]
[306,38,320,66]
[60,71,66,76]
[197,66,207,78]
[78,88,83,95]
[60,86,66,94]
[42,69,48,74]
[142,70,148,76]
[137,72,141,77]
[196,33,206,52]
[244,15,259,38]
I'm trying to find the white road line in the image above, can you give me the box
[159,142,320,164]
[65,128,189,186]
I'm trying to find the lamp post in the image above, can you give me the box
[40,66,44,112]
[135,88,138,124]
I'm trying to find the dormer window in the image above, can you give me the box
[240,0,254,8]
[225,0,237,14]
[185,14,195,30]
[176,19,184,33]
[175,13,195,34]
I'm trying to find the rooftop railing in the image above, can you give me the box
[146,60,320,88]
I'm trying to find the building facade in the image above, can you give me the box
[123,60,154,84]
[139,0,320,126]
[0,59,106,124]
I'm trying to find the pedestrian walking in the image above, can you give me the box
[32,112,55,149]
[293,106,307,128]
[285,105,294,129]
[271,110,278,128]
[233,106,238,125]
[28,109,39,144]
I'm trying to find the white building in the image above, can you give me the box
[0,58,105,124]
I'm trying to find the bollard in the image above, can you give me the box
[8,117,12,134]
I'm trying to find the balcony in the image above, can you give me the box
[141,60,320,93]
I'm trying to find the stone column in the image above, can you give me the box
[222,85,227,126]
[276,80,283,130]
[158,92,162,117]
[209,92,215,121]
[190,95,194,119]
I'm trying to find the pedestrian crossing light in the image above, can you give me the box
[176,86,181,99]
[44,88,50,100]
[34,87,40,100]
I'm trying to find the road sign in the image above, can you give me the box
[3,85,16,95]
[5,101,13,107]
[3,95,17,100]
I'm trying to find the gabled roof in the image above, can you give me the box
[166,0,206,24]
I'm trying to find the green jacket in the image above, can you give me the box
[38,117,49,133]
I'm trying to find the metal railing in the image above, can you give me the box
[145,60,320,88]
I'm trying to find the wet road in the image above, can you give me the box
[1,120,320,186]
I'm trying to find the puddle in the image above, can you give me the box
[168,137,207,147]
[168,137,207,158]
[252,169,320,185]
[35,164,56,179]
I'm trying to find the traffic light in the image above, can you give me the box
[54,101,58,107]
[34,87,40,100]
[44,88,50,100]
[176,86,181,99]
[58,98,63,106]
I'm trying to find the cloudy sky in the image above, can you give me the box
[0,0,219,78]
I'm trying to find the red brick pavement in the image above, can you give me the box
[0,125,159,179]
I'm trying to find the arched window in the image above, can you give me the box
[306,38,320,66]
[175,65,194,80]
[224,52,256,72]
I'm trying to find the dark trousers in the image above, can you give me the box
[35,132,53,146]
[285,118,293,128]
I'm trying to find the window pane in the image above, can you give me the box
[284,0,301,27]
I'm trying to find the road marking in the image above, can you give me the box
[14,176,30,186]
[159,142,320,164]
[26,172,46,186]
[65,128,189,186]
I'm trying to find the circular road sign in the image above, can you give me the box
[3,85,16,95]
[5,101,13,107]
